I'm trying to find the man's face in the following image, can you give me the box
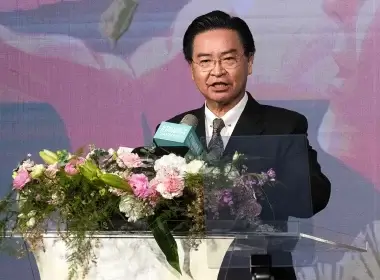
[190,29,253,105]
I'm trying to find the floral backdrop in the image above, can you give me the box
[0,0,379,279]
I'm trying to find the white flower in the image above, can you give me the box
[154,153,187,175]
[202,164,240,180]
[116,147,134,156]
[26,217,36,227]
[44,163,59,178]
[109,187,126,196]
[21,159,35,171]
[224,164,240,180]
[108,148,115,155]
[51,193,59,203]
[232,151,243,161]
[184,159,206,174]
[119,195,154,222]
[85,150,95,159]
[28,210,36,217]
[204,166,221,175]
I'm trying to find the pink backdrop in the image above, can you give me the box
[0,0,379,279]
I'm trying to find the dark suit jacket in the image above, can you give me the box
[159,93,331,219]
[157,93,331,279]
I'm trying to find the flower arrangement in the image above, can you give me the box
[0,145,277,279]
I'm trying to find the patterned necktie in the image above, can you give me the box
[207,118,225,160]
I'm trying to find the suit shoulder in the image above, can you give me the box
[260,104,308,134]
[261,104,306,123]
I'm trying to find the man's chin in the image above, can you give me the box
[209,98,230,106]
[207,91,232,103]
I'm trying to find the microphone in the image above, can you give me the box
[153,114,204,157]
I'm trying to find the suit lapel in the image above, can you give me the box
[193,93,265,153]
[229,93,265,136]
[224,93,265,153]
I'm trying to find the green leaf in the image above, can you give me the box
[78,160,102,181]
[39,149,59,164]
[99,174,132,193]
[149,216,181,274]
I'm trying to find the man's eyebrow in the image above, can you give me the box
[196,49,238,58]
[220,49,238,55]
[196,52,211,58]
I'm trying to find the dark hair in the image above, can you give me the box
[183,10,256,63]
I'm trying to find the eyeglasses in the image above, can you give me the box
[192,54,246,72]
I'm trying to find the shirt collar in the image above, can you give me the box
[204,92,248,126]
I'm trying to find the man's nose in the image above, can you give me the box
[210,60,226,76]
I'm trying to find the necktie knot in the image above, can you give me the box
[212,118,225,134]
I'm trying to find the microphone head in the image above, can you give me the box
[180,114,198,128]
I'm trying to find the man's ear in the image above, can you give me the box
[248,54,254,75]
[190,63,195,80]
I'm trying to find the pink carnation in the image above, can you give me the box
[128,173,150,199]
[128,174,159,206]
[64,157,85,176]
[149,177,160,191]
[155,174,185,199]
[119,153,143,168]
[148,178,160,206]
[13,169,31,190]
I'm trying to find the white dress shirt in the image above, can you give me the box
[205,92,248,147]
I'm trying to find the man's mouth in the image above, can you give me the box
[210,82,229,91]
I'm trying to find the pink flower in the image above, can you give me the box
[118,153,143,168]
[155,174,185,199]
[13,169,31,190]
[149,178,160,191]
[64,163,78,175]
[64,157,85,176]
[147,178,160,206]
[128,173,151,199]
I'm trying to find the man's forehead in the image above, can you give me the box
[193,30,243,56]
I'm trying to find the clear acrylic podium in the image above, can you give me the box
[0,224,368,280]
[200,135,368,280]
[0,135,369,280]
[202,220,367,280]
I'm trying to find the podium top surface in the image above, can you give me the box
[2,220,367,253]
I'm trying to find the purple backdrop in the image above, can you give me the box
[1,0,379,279]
